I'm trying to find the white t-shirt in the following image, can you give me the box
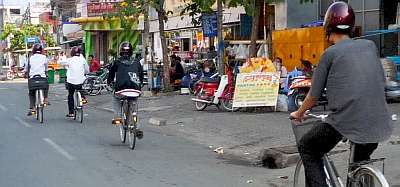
[25,54,48,78]
[60,56,89,85]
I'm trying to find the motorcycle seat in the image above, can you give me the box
[200,77,219,83]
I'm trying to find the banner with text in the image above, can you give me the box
[233,73,280,108]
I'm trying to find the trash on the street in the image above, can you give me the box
[246,180,253,184]
[392,114,398,121]
[208,145,213,149]
[244,152,250,155]
[278,176,289,179]
[213,147,224,154]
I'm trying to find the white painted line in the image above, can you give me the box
[15,117,32,128]
[43,138,76,161]
[0,104,7,112]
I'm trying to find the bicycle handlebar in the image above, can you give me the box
[289,110,328,122]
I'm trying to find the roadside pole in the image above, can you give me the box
[217,0,224,75]
[0,0,4,75]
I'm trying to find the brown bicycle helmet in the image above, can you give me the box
[324,1,355,36]
[32,44,43,54]
[70,46,81,57]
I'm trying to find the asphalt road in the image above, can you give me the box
[0,82,292,187]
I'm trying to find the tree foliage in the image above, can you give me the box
[1,23,55,51]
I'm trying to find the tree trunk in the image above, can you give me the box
[250,0,262,58]
[157,0,171,90]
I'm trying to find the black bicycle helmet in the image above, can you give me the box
[119,42,133,57]
[32,44,43,54]
[324,1,355,36]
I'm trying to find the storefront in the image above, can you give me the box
[70,17,141,65]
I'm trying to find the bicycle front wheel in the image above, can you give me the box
[351,167,390,187]
[293,159,306,187]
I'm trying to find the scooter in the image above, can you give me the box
[191,69,239,112]
[287,76,328,111]
[386,80,400,101]
[6,65,26,80]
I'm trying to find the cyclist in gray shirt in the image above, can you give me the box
[290,2,393,187]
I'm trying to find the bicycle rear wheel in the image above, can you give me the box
[127,100,136,150]
[119,107,127,143]
[351,167,390,187]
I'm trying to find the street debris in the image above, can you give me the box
[392,114,398,121]
[208,145,213,149]
[244,152,250,155]
[246,180,253,184]
[213,147,224,154]
[278,176,289,179]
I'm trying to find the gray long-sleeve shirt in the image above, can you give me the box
[311,39,393,143]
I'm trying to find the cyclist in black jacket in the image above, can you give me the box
[107,42,144,139]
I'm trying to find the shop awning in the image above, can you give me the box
[70,16,140,31]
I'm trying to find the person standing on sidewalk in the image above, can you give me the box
[60,46,89,118]
[290,2,393,187]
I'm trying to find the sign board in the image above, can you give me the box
[87,2,118,17]
[233,73,280,108]
[25,37,38,43]
[202,13,218,37]
[240,14,252,38]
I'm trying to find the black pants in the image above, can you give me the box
[298,123,378,187]
[67,83,85,114]
[28,88,48,109]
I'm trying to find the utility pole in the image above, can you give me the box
[217,0,224,75]
[0,0,4,75]
[143,1,152,91]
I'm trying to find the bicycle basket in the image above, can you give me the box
[291,120,318,145]
[28,77,48,91]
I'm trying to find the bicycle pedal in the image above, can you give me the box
[112,118,123,126]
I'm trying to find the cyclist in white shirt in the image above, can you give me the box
[25,44,49,116]
[60,46,89,118]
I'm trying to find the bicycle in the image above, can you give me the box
[35,89,45,123]
[292,113,390,187]
[73,89,84,123]
[82,66,113,96]
[113,89,142,150]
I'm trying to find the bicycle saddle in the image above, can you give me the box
[115,89,142,98]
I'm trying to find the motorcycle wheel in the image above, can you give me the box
[194,91,207,111]
[294,90,307,109]
[221,91,239,112]
[6,71,14,80]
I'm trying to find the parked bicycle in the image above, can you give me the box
[82,65,113,95]
[112,89,142,150]
[291,113,390,187]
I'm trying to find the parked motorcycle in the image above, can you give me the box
[191,67,239,112]
[386,80,400,101]
[6,65,26,80]
[287,76,327,111]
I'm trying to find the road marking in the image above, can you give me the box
[43,138,76,161]
[15,117,32,128]
[0,104,7,112]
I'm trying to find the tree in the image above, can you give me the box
[182,0,289,58]
[1,23,55,51]
[107,0,173,90]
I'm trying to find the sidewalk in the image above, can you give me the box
[88,91,400,167]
